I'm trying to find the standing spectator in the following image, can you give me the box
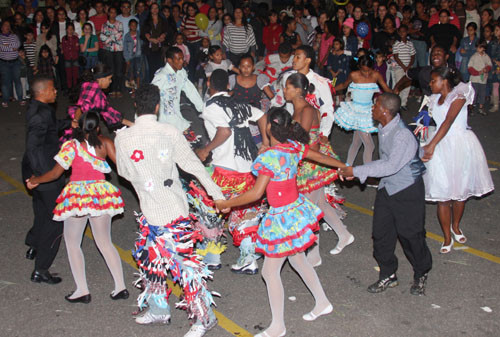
[280,15,301,50]
[373,16,399,55]
[318,21,335,75]
[31,9,46,38]
[428,0,460,30]
[13,12,30,43]
[74,8,95,38]
[353,5,373,50]
[0,21,24,107]
[53,7,71,91]
[489,24,500,112]
[409,1,430,67]
[464,0,480,37]
[246,4,266,60]
[161,6,178,34]
[304,4,318,30]
[374,4,389,33]
[100,6,124,97]
[181,3,202,80]
[200,7,222,46]
[459,22,479,81]
[341,18,358,57]
[61,23,79,90]
[79,23,99,69]
[135,0,149,28]
[388,2,401,28]
[481,0,500,20]
[123,19,143,95]
[142,2,172,81]
[429,10,461,66]
[35,20,58,66]
[392,24,415,110]
[67,0,78,20]
[327,38,350,103]
[455,1,466,36]
[331,7,346,38]
[195,0,210,15]
[171,4,182,31]
[468,41,492,115]
[46,7,57,30]
[89,0,108,59]
[36,45,55,79]
[480,9,495,37]
[263,10,282,54]
[117,0,137,36]
[24,30,37,86]
[222,7,256,66]
[293,6,312,46]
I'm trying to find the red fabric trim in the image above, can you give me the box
[256,236,317,258]
[298,174,339,194]
[256,220,320,245]
[53,201,125,215]
[468,67,481,76]
[302,144,309,159]
[55,190,122,202]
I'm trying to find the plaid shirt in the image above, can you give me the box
[68,81,122,126]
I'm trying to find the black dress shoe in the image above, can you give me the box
[30,270,62,284]
[110,289,129,300]
[65,293,91,304]
[26,247,37,260]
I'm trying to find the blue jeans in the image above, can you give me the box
[83,55,98,70]
[412,40,428,67]
[0,59,23,103]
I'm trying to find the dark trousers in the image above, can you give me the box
[146,51,163,83]
[372,178,432,280]
[25,188,63,271]
[102,50,124,93]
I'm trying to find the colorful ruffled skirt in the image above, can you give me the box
[256,195,323,258]
[297,141,340,194]
[53,180,124,221]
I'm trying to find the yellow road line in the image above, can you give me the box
[84,227,252,337]
[0,170,251,336]
[344,202,500,265]
[0,189,20,197]
[488,160,500,168]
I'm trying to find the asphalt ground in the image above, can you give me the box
[0,92,499,337]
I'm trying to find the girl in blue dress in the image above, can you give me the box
[333,55,392,166]
[215,107,347,337]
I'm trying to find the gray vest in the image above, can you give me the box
[379,119,426,195]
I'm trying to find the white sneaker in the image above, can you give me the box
[183,324,208,337]
[135,311,171,325]
[231,258,258,275]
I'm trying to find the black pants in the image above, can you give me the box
[25,188,63,272]
[372,178,432,280]
[102,50,124,93]
[146,51,163,83]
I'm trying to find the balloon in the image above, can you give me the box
[195,13,209,31]
[332,0,350,5]
[356,22,369,38]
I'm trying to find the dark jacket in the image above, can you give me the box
[22,99,68,191]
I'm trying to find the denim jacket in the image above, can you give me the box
[123,32,142,61]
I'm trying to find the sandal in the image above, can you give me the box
[451,227,467,244]
[440,238,454,254]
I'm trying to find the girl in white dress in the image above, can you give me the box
[423,67,494,254]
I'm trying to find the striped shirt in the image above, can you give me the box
[181,16,201,43]
[392,40,416,70]
[24,41,37,67]
[223,24,256,54]
[0,33,21,61]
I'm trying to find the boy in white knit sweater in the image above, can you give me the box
[468,41,493,115]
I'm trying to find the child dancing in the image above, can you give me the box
[334,54,392,167]
[215,107,347,337]
[26,111,127,303]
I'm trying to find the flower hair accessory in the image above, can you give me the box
[272,118,279,123]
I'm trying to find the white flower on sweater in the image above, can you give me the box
[158,149,169,162]
[144,179,154,192]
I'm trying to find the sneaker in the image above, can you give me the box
[367,274,399,293]
[410,274,428,296]
[206,262,222,270]
[1,102,7,108]
[478,108,488,116]
[135,311,171,325]
[231,258,258,275]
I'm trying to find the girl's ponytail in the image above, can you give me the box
[73,111,102,147]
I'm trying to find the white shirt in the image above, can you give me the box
[115,114,224,226]
[201,92,264,173]
[58,21,67,40]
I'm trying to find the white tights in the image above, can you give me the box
[346,131,375,166]
[64,215,126,298]
[261,253,331,336]
[305,188,352,266]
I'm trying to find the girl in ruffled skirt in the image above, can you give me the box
[27,112,127,303]
[215,108,347,337]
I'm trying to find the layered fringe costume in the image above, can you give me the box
[133,213,218,328]
[201,93,267,270]
[114,114,225,329]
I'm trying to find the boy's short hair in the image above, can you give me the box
[129,18,138,26]
[466,22,478,31]
[278,42,292,55]
[135,84,160,116]
[476,41,488,49]
[210,69,229,92]
[398,24,408,31]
